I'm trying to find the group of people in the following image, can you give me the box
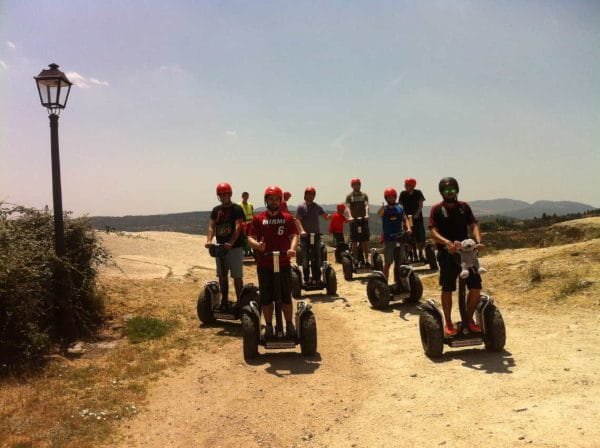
[205,176,484,338]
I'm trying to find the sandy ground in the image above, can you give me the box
[98,231,600,448]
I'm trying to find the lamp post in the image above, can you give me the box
[34,63,72,257]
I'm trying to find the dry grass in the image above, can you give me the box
[0,277,218,448]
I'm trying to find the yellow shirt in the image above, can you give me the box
[239,202,254,222]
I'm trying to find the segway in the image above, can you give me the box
[291,233,337,297]
[197,244,258,324]
[340,217,383,281]
[366,230,423,309]
[418,276,506,358]
[241,251,318,359]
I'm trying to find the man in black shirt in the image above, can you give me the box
[399,178,426,261]
[205,182,245,309]
[428,177,484,336]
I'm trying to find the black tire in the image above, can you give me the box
[373,252,384,272]
[241,314,259,359]
[483,306,506,352]
[291,268,302,299]
[239,286,259,308]
[325,268,337,295]
[300,313,317,356]
[197,288,215,324]
[426,244,438,271]
[341,256,353,281]
[419,311,444,358]
[366,277,391,309]
[334,247,342,263]
[406,272,423,303]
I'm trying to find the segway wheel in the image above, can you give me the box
[366,277,391,309]
[300,313,317,356]
[291,268,302,299]
[197,288,216,324]
[483,306,506,352]
[325,267,337,295]
[426,244,438,271]
[419,311,444,358]
[341,256,353,281]
[406,272,423,303]
[373,252,384,272]
[241,314,259,359]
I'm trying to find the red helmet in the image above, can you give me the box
[264,185,283,201]
[337,203,346,213]
[384,187,398,200]
[350,178,361,186]
[404,178,417,187]
[304,186,316,195]
[216,182,232,195]
[283,191,291,201]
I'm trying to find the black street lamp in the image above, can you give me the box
[34,63,73,257]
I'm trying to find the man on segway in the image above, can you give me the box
[428,177,484,336]
[239,191,254,257]
[399,178,426,262]
[296,186,330,285]
[205,183,245,310]
[377,187,412,281]
[247,186,299,338]
[345,178,370,267]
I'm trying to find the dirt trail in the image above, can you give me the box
[100,232,600,447]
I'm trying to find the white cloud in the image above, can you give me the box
[65,71,109,89]
[225,130,237,137]
[0,60,7,70]
[6,41,16,49]
[90,77,109,86]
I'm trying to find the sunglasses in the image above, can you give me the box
[442,188,457,194]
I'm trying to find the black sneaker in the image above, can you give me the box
[286,322,297,338]
[264,324,274,338]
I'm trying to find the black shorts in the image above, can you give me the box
[332,232,345,246]
[257,265,292,305]
[437,250,482,292]
[350,220,370,242]
[412,218,425,244]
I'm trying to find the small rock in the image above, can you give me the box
[67,342,86,355]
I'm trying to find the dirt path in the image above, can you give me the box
[100,232,600,447]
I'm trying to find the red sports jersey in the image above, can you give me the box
[248,210,298,268]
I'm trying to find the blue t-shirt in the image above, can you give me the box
[381,204,405,241]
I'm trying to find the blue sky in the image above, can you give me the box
[1,1,599,216]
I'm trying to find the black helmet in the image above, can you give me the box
[438,177,459,194]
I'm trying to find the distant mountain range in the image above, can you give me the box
[89,199,597,235]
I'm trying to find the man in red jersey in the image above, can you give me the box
[247,186,299,338]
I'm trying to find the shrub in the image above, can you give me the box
[0,203,108,364]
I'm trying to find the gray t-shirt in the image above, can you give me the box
[345,191,369,218]
[296,202,325,234]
